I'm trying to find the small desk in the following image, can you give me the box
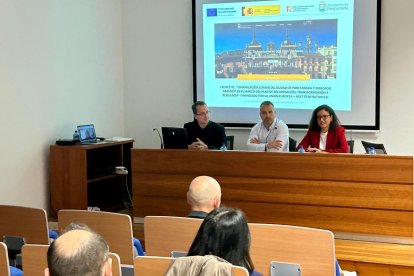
[50,140,133,214]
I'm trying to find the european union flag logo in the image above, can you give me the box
[207,8,217,17]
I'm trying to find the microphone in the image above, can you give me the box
[153,128,164,149]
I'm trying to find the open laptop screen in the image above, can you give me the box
[162,127,188,149]
[77,124,97,143]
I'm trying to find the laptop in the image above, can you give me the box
[161,127,188,149]
[77,124,98,144]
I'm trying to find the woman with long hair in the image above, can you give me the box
[188,207,262,276]
[297,104,348,153]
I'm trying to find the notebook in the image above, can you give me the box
[77,124,98,144]
[161,127,188,149]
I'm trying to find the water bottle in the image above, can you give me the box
[298,145,305,153]
[220,143,227,151]
[73,130,79,141]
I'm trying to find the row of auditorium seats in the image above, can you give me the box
[1,205,337,275]
[0,206,137,265]
[0,205,138,275]
[144,216,335,276]
[21,244,123,276]
[21,245,249,276]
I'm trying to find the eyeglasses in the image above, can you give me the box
[196,111,210,116]
[317,115,331,120]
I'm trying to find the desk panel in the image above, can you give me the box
[131,149,414,242]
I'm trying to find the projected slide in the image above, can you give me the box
[202,0,354,110]
[214,19,337,79]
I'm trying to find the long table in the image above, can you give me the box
[131,149,414,275]
[132,149,413,243]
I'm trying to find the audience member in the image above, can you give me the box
[188,207,262,276]
[297,104,348,153]
[45,223,112,276]
[187,176,221,219]
[247,101,289,152]
[184,101,226,150]
[165,255,233,275]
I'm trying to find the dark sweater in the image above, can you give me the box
[184,120,226,150]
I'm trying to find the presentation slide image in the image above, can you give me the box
[214,19,338,80]
[195,0,381,128]
[200,0,354,112]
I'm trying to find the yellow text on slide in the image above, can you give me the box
[242,5,280,16]
[237,74,311,80]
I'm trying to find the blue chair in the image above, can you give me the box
[133,237,145,256]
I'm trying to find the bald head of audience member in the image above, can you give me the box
[45,223,112,276]
[187,176,221,214]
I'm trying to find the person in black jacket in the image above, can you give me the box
[184,101,226,150]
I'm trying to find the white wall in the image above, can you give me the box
[123,0,414,155]
[0,0,125,211]
[122,0,194,144]
[1,0,413,212]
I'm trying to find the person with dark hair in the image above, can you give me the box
[247,101,289,152]
[45,223,112,276]
[297,104,348,153]
[187,176,221,219]
[187,207,262,276]
[184,101,226,150]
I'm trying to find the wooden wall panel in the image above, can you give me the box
[335,239,414,275]
[132,149,413,183]
[132,195,413,237]
[131,149,414,241]
[134,174,413,210]
[339,261,414,276]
